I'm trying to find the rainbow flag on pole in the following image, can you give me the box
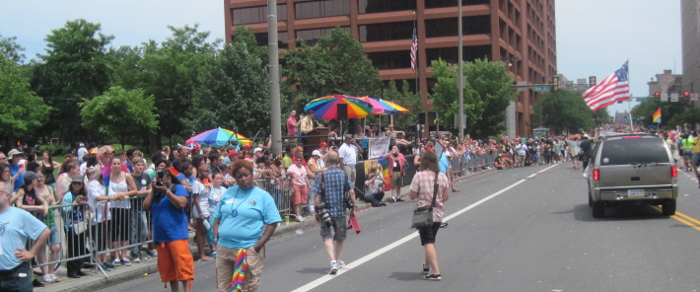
[652,108,662,123]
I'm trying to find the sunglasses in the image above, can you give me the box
[71,182,83,185]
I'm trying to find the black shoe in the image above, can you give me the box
[69,274,81,279]
[77,271,89,277]
[422,262,430,274]
[33,279,45,287]
[395,197,405,202]
[424,274,441,281]
[388,198,396,203]
[378,202,386,207]
[82,263,96,268]
[440,222,448,228]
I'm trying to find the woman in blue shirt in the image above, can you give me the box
[213,160,281,292]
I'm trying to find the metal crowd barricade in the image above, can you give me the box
[93,196,153,277]
[256,177,292,216]
[28,202,94,276]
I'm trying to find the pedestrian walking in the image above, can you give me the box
[213,160,280,292]
[408,151,449,281]
[313,151,357,275]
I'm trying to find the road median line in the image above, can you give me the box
[649,206,700,232]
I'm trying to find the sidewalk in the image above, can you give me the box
[36,167,495,292]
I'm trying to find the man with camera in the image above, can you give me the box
[313,151,356,275]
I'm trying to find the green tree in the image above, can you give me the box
[631,99,686,128]
[382,80,422,132]
[0,55,52,141]
[138,24,220,142]
[283,27,382,110]
[80,86,159,148]
[533,90,595,133]
[184,42,278,137]
[232,26,268,66]
[429,58,516,138]
[667,107,700,128]
[106,45,143,90]
[29,19,113,141]
[0,34,25,64]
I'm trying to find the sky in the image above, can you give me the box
[1,0,682,115]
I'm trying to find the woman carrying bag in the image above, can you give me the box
[408,151,450,281]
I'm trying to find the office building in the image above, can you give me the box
[224,0,557,136]
[682,0,700,95]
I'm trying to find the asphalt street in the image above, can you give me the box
[96,163,700,292]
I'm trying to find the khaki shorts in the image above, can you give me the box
[391,172,403,189]
[216,246,265,292]
[343,165,356,187]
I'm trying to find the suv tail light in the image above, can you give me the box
[671,166,677,177]
[593,169,600,181]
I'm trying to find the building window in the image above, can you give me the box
[426,45,491,64]
[366,50,412,70]
[295,0,350,20]
[232,5,287,25]
[359,21,414,42]
[425,16,491,38]
[359,0,416,14]
[254,32,289,49]
[425,0,489,9]
[295,27,350,46]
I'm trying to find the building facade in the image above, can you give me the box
[647,69,683,96]
[682,0,700,95]
[224,0,557,136]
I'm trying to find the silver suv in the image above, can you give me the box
[586,133,678,218]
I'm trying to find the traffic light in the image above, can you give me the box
[684,91,690,103]
[589,76,597,86]
[655,92,661,102]
[552,76,559,92]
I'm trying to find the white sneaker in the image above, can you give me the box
[113,259,121,266]
[133,256,141,263]
[122,258,132,266]
[43,274,56,283]
[298,216,306,222]
[50,274,59,282]
[337,260,345,269]
[329,262,338,275]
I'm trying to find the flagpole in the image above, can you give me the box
[627,58,634,131]
[413,11,418,94]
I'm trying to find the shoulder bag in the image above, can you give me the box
[410,171,440,229]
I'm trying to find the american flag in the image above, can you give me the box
[410,28,418,70]
[583,61,630,111]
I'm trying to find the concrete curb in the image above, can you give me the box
[38,168,497,292]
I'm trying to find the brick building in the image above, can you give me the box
[224,0,557,136]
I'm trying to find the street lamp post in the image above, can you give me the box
[458,0,465,140]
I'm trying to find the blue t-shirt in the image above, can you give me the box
[213,186,281,249]
[439,154,451,175]
[176,173,196,185]
[9,164,23,192]
[151,184,189,243]
[0,207,47,270]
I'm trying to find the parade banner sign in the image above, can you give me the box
[368,137,391,159]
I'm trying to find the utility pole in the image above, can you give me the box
[457,0,465,140]
[268,0,282,155]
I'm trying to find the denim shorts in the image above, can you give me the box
[48,225,61,246]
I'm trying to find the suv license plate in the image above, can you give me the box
[628,189,645,198]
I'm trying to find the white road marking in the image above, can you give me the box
[291,164,560,292]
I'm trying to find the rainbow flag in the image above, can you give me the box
[377,158,392,191]
[652,108,662,123]
[229,249,248,292]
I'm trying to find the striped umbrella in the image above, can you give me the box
[186,127,252,147]
[378,99,409,114]
[304,95,374,120]
[357,96,394,115]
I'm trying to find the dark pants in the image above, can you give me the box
[65,227,87,277]
[0,261,32,292]
[581,153,590,170]
[300,133,308,147]
[364,191,385,206]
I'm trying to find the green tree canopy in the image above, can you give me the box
[381,80,422,132]
[183,42,278,137]
[631,99,687,128]
[533,90,596,133]
[0,34,25,64]
[80,86,159,148]
[232,26,268,66]
[0,55,52,140]
[283,27,382,110]
[429,58,516,138]
[29,19,113,141]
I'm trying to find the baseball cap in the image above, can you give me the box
[23,171,40,182]
[71,175,84,183]
[243,145,251,150]
[312,150,321,156]
[7,149,22,158]
[228,150,240,157]
[319,142,328,147]
[79,143,85,147]
[253,148,262,154]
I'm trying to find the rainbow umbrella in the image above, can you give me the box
[378,99,409,114]
[186,127,252,147]
[304,95,374,120]
[358,96,394,115]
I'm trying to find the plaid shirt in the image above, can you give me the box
[313,167,351,217]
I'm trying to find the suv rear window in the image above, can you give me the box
[600,137,669,165]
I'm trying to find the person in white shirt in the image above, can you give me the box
[77,143,88,164]
[515,142,527,168]
[338,135,364,187]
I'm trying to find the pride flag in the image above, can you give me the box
[377,158,392,191]
[652,108,661,123]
